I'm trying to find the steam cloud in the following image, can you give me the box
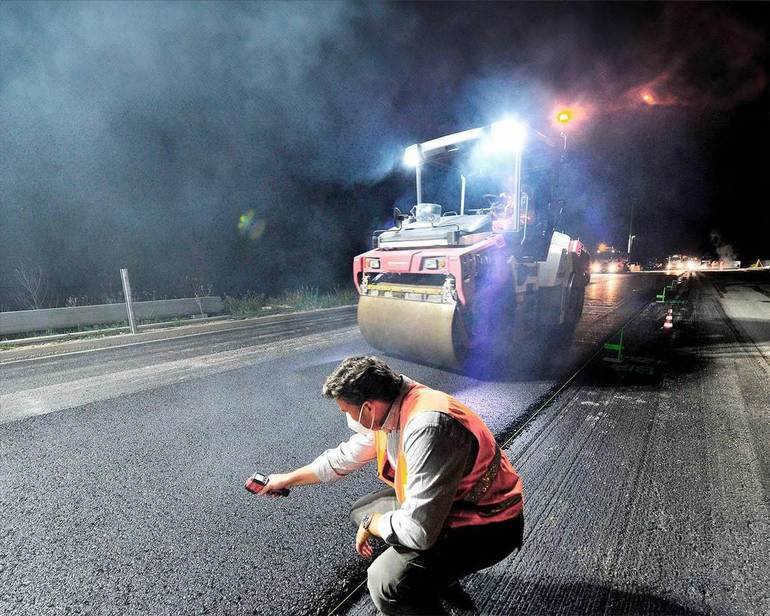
[710,230,737,265]
[0,2,766,308]
[0,1,416,304]
[620,4,767,110]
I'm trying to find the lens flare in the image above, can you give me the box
[238,209,266,240]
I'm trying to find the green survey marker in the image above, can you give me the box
[657,282,685,304]
[603,327,624,363]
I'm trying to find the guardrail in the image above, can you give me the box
[0,296,225,337]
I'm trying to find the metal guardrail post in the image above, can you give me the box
[120,268,138,334]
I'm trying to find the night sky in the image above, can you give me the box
[1,1,768,309]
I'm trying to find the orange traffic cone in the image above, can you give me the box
[663,308,674,330]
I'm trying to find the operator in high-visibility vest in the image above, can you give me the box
[258,356,524,615]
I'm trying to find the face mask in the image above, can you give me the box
[346,401,376,435]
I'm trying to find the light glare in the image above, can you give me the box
[489,119,526,153]
[403,145,421,167]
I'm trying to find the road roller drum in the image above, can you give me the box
[357,295,464,369]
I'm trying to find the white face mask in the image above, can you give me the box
[346,401,376,435]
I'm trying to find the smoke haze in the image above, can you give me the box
[1,2,767,308]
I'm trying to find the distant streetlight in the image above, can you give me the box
[627,234,636,255]
[556,109,572,150]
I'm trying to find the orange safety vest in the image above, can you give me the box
[375,382,523,528]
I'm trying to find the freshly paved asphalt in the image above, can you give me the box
[346,269,770,616]
[0,272,705,616]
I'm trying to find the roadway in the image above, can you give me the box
[4,271,767,615]
[348,269,770,615]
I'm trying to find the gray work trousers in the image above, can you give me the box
[351,488,524,615]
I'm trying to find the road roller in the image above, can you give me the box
[353,120,590,370]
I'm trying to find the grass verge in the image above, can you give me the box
[226,286,357,317]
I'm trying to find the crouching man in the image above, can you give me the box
[258,356,524,615]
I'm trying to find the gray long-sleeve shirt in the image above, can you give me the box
[309,378,476,550]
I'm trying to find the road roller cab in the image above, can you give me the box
[354,120,589,370]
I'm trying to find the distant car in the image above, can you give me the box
[591,246,629,274]
[591,258,628,274]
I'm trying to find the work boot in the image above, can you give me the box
[441,581,478,615]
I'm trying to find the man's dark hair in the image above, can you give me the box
[322,356,402,405]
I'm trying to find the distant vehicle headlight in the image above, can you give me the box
[366,258,380,269]
[591,262,601,273]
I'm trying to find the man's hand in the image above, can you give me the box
[262,473,292,496]
[355,512,382,558]
[355,524,374,558]
[246,466,321,497]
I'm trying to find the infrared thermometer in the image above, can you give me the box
[244,471,290,497]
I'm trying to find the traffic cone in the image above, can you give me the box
[663,308,673,330]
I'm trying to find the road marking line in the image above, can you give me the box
[0,310,356,367]
[0,327,359,424]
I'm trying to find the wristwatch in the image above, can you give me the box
[361,513,373,532]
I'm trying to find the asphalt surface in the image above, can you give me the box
[0,272,723,616]
[346,269,770,616]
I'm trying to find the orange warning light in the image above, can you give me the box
[642,92,655,105]
[557,109,572,124]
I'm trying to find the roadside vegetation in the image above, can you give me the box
[225,285,357,317]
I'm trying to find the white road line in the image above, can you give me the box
[0,311,355,367]
[0,327,359,425]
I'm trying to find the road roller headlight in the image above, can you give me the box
[366,258,381,269]
[423,257,446,270]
